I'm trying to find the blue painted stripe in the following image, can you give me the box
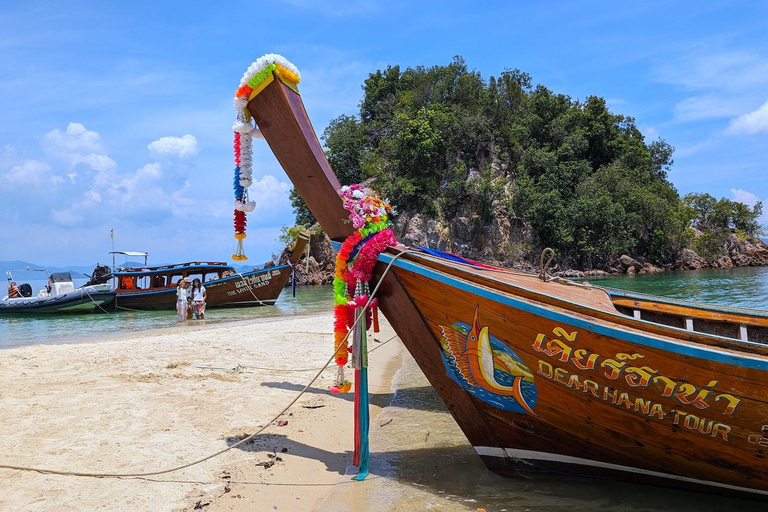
[377,253,768,371]
[114,264,289,279]
[113,264,228,276]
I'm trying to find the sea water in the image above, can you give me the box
[322,267,768,512]
[0,282,333,349]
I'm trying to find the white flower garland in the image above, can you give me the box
[237,53,301,89]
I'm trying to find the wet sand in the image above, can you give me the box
[0,313,403,511]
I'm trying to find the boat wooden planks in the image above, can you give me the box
[393,263,768,494]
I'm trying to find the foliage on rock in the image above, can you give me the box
[288,56,765,273]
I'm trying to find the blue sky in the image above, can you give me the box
[1,1,767,267]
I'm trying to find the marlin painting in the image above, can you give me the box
[438,306,538,416]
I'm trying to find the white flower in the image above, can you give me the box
[233,96,248,110]
[232,121,254,134]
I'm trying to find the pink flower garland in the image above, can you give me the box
[330,185,396,394]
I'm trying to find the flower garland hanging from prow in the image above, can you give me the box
[231,54,301,261]
[331,184,397,393]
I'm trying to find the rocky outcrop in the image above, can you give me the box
[393,213,449,250]
[276,230,336,285]
[727,235,768,266]
[674,234,768,271]
[292,210,768,283]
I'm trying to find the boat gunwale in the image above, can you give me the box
[605,287,768,317]
[113,264,293,296]
[377,248,768,362]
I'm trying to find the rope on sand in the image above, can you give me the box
[194,334,398,374]
[0,250,411,479]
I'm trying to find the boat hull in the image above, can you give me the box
[113,265,293,310]
[0,286,115,314]
[376,254,768,499]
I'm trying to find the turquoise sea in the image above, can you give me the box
[577,266,768,309]
[0,282,333,349]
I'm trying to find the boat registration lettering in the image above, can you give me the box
[532,327,742,417]
[226,273,273,296]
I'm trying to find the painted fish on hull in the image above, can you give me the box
[439,305,538,415]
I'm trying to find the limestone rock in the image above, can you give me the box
[618,255,643,272]
[674,249,707,270]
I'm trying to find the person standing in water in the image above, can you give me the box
[190,278,207,319]
[176,278,191,321]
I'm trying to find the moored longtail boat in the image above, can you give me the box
[237,54,768,500]
[110,234,308,310]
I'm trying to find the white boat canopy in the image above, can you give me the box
[110,251,149,268]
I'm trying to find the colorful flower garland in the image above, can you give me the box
[231,54,301,261]
[330,184,395,393]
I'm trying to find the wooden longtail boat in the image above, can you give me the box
[241,56,768,500]
[110,234,308,310]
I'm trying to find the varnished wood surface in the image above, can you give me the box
[394,249,768,356]
[393,263,768,492]
[610,295,768,327]
[248,80,351,242]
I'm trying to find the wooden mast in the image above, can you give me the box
[247,79,352,242]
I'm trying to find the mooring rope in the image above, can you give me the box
[82,288,111,315]
[0,249,412,479]
[235,272,268,306]
[537,248,595,289]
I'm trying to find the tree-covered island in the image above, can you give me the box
[289,57,767,277]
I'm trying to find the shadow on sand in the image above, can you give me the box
[222,433,765,511]
[259,381,447,412]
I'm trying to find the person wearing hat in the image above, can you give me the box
[176,277,191,321]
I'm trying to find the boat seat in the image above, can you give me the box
[19,283,32,297]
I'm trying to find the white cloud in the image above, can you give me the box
[84,190,102,203]
[672,136,716,158]
[654,50,768,92]
[78,153,117,172]
[248,174,294,225]
[731,188,761,207]
[638,125,659,141]
[5,159,52,185]
[42,122,104,160]
[673,94,748,122]
[147,134,199,159]
[731,188,767,227]
[725,100,768,135]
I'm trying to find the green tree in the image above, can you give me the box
[315,56,722,269]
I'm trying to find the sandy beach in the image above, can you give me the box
[0,313,404,511]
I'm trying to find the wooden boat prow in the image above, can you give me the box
[244,57,768,500]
